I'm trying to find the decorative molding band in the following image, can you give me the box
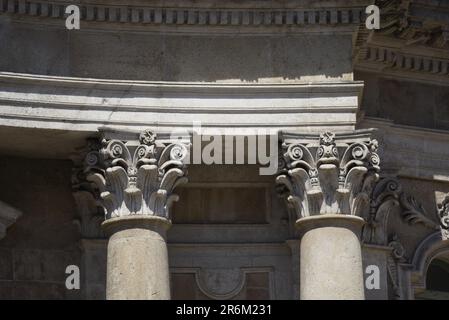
[0,0,366,27]
[0,72,363,133]
[360,46,449,76]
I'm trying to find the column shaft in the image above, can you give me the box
[102,216,171,300]
[297,215,365,300]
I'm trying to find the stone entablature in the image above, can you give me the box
[0,72,363,152]
[359,45,449,78]
[358,118,449,182]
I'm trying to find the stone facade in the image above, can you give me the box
[0,0,449,300]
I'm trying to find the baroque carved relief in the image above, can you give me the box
[72,138,105,239]
[276,131,380,219]
[84,129,190,220]
[0,0,366,28]
[363,177,440,246]
[386,235,407,299]
[438,195,449,240]
[377,0,449,49]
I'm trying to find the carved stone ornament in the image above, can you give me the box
[387,234,407,299]
[363,177,440,245]
[377,0,449,49]
[276,131,380,219]
[72,138,105,238]
[84,129,189,220]
[438,195,449,240]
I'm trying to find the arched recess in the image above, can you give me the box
[410,231,449,299]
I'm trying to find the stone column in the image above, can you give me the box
[84,129,189,300]
[297,214,365,299]
[277,131,381,300]
[102,216,171,299]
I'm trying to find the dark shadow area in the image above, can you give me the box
[355,70,449,131]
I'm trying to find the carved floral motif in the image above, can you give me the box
[72,138,105,238]
[84,130,189,220]
[276,131,380,219]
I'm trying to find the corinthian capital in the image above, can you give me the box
[84,129,189,220]
[276,130,380,220]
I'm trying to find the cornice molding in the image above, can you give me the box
[358,117,449,182]
[356,45,449,82]
[354,0,449,84]
[0,0,367,29]
[0,72,363,132]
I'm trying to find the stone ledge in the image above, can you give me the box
[0,72,363,133]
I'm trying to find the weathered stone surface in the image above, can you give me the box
[299,216,365,300]
[103,216,171,300]
[276,130,380,220]
[0,0,449,301]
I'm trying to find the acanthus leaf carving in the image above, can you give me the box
[84,129,189,220]
[387,235,407,300]
[276,131,380,220]
[399,193,440,230]
[362,177,440,246]
[71,138,105,239]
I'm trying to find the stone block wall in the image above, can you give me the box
[356,71,449,131]
[0,157,82,299]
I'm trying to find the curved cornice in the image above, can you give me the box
[0,71,363,132]
[0,0,368,32]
